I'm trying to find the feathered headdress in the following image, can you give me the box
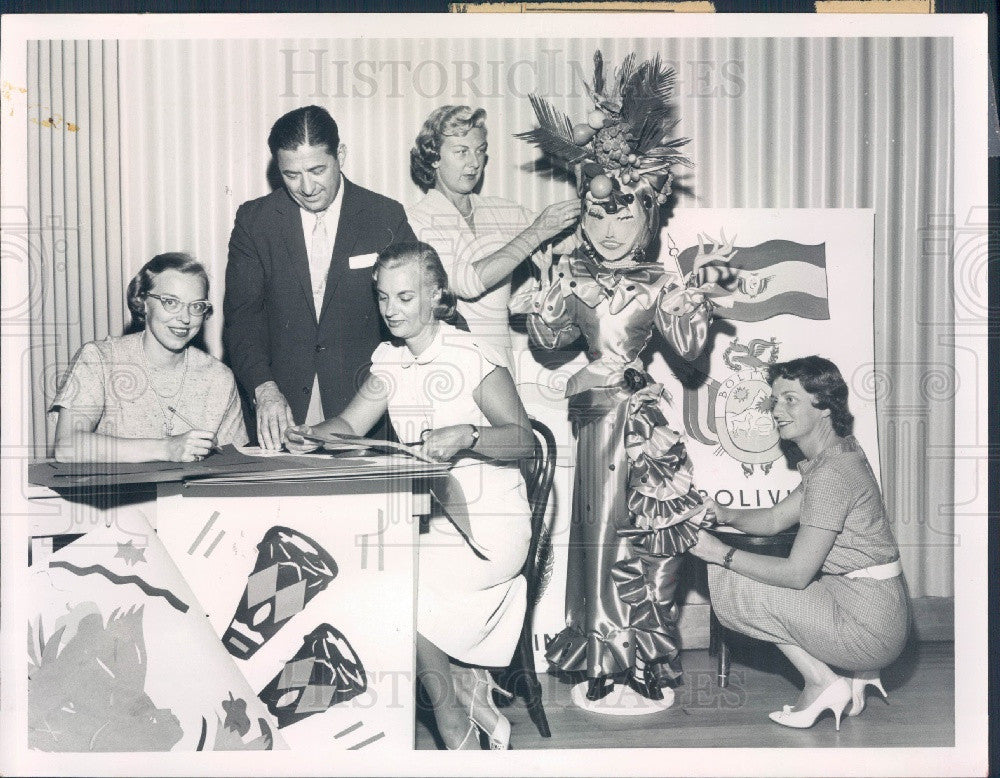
[515,50,691,206]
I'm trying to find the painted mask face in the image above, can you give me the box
[434,127,487,197]
[581,182,650,263]
[376,262,440,342]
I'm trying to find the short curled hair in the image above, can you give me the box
[410,105,487,192]
[268,105,340,157]
[373,242,457,322]
[126,252,209,326]
[767,356,855,437]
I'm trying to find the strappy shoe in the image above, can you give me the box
[445,721,478,750]
[847,672,888,717]
[468,667,513,750]
[768,677,852,731]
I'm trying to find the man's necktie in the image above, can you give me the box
[309,212,329,317]
[305,212,329,425]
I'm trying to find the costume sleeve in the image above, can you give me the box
[50,341,108,427]
[654,276,713,361]
[510,256,581,350]
[799,464,854,534]
[527,305,582,350]
[215,370,249,447]
[223,203,274,398]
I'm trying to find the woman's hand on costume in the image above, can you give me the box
[688,528,731,566]
[531,199,580,244]
[284,425,320,454]
[164,429,216,462]
[550,229,580,257]
[702,497,731,527]
[417,425,474,462]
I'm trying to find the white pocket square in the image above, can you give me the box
[348,252,378,269]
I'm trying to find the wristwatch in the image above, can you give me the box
[723,547,737,570]
[468,425,480,450]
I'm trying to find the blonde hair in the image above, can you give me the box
[410,105,487,192]
[373,242,457,321]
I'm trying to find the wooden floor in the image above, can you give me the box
[415,638,954,750]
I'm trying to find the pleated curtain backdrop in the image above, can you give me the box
[27,39,126,461]
[28,36,954,598]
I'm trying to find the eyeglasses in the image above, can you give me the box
[146,293,212,317]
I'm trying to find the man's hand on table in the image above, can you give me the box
[255,381,295,450]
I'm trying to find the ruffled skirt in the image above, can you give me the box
[545,379,708,686]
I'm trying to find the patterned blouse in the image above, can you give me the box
[51,332,247,446]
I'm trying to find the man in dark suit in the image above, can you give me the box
[224,106,415,448]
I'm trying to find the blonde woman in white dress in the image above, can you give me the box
[285,242,534,750]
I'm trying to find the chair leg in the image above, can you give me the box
[718,639,731,688]
[523,670,552,738]
[709,608,721,657]
[515,627,552,737]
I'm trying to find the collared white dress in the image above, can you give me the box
[369,323,531,666]
[407,189,534,369]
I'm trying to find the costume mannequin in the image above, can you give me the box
[511,51,735,701]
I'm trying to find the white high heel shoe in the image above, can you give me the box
[768,677,852,731]
[446,721,478,750]
[467,668,513,750]
[847,672,888,717]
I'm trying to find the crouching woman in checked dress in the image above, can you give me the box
[689,356,910,731]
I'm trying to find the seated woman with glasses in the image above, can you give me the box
[52,252,248,462]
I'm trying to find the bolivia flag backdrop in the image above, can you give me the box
[676,239,830,322]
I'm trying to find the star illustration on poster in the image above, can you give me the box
[115,539,147,566]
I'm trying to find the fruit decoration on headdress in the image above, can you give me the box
[515,50,691,208]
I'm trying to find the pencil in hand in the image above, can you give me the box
[167,405,223,454]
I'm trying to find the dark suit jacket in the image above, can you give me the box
[223,178,416,432]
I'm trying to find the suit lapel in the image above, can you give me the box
[319,178,366,324]
[276,189,318,323]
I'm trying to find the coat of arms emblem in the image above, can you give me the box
[713,337,782,476]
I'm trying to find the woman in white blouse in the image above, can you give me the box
[406,105,579,370]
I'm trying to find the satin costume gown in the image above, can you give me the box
[511,249,715,687]
[369,323,532,666]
